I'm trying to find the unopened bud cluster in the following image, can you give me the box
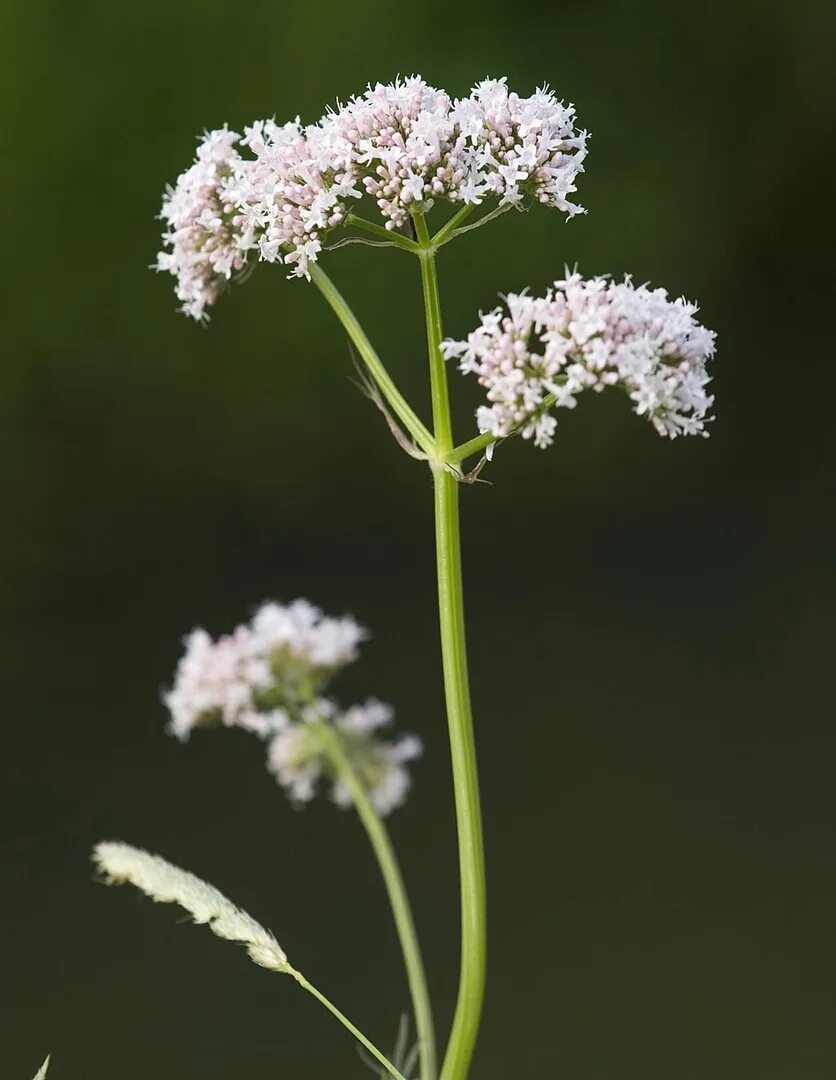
[442,272,716,447]
[156,76,588,318]
[165,600,420,815]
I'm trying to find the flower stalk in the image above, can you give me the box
[316,721,437,1080]
[347,214,422,253]
[310,264,434,456]
[413,211,487,1080]
[290,969,410,1080]
[430,467,486,1080]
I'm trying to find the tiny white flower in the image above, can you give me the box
[401,172,426,203]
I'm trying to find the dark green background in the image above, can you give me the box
[3,0,835,1076]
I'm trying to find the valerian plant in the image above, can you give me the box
[92,75,716,1080]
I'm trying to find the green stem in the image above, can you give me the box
[413,211,487,1080]
[431,204,476,248]
[310,264,435,456]
[348,214,421,252]
[444,431,496,467]
[318,723,437,1080]
[413,214,452,454]
[431,469,486,1080]
[446,393,559,466]
[290,967,409,1080]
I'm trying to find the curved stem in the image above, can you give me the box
[310,264,435,456]
[290,967,409,1080]
[347,214,421,252]
[318,723,437,1080]
[440,203,512,244]
[413,211,487,1080]
[431,205,476,248]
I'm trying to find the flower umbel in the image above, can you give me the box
[449,78,588,214]
[164,599,367,740]
[442,272,716,448]
[268,698,423,815]
[236,116,360,280]
[156,76,588,316]
[154,127,255,320]
[165,600,420,815]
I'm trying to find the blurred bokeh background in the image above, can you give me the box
[2,0,835,1076]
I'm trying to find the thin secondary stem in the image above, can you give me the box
[348,214,421,252]
[445,432,496,467]
[318,723,437,1080]
[440,203,512,243]
[446,393,559,466]
[413,210,487,1080]
[310,264,435,456]
[291,967,409,1080]
[431,204,476,248]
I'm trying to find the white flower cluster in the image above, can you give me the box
[154,127,256,321]
[234,117,359,281]
[442,272,716,448]
[165,599,367,741]
[156,76,588,317]
[164,600,420,816]
[449,78,588,213]
[268,698,422,816]
[92,841,289,972]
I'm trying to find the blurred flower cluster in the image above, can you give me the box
[156,76,588,318]
[442,272,716,447]
[165,600,420,815]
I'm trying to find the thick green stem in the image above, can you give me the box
[413,211,487,1080]
[318,724,437,1080]
[310,264,435,456]
[413,214,452,454]
[291,968,409,1080]
[431,468,486,1080]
